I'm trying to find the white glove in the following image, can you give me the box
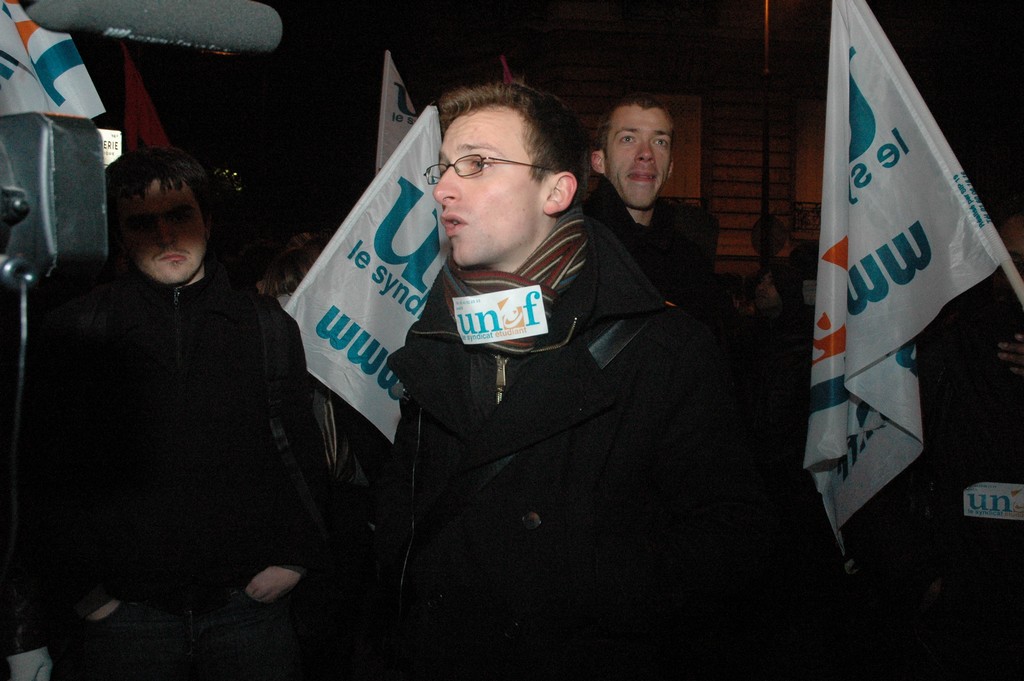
[6,646,52,681]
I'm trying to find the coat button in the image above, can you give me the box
[426,592,444,610]
[522,511,542,530]
[504,619,522,639]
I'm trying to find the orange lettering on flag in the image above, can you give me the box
[812,313,846,365]
[14,16,37,48]
[821,236,849,270]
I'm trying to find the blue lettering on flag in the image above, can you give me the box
[347,329,389,374]
[373,177,441,294]
[31,39,83,106]
[314,306,401,397]
[835,403,880,481]
[809,375,848,414]
[895,342,916,376]
[848,47,876,162]
[953,174,990,230]
[317,308,358,350]
[0,48,21,80]
[393,82,415,117]
[848,221,931,315]
[877,222,931,285]
[847,254,889,314]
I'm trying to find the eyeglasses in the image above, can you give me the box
[423,154,551,185]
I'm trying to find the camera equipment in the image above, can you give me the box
[21,0,283,54]
[0,113,106,290]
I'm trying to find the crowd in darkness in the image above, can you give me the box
[2,83,1023,681]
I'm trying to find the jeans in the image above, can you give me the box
[77,590,302,681]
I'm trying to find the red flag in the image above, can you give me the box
[499,55,513,84]
[121,42,169,150]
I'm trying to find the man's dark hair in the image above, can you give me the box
[259,241,324,298]
[106,146,212,226]
[991,191,1024,228]
[437,81,590,202]
[593,92,674,152]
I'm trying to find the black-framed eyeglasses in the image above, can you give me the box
[423,154,551,185]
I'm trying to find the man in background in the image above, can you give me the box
[585,93,729,336]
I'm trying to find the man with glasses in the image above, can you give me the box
[373,82,770,680]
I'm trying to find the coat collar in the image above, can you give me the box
[388,218,664,468]
[585,178,679,242]
[124,249,224,308]
[407,218,663,342]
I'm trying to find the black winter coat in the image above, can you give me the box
[583,178,731,339]
[29,257,327,612]
[375,221,771,680]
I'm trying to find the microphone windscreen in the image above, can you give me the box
[22,0,283,54]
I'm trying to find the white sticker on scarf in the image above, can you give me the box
[963,482,1024,520]
[452,286,548,345]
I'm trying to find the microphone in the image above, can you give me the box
[21,0,283,54]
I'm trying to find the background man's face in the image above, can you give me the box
[591,104,674,214]
[432,108,554,273]
[995,214,1024,296]
[754,271,782,313]
[118,180,209,287]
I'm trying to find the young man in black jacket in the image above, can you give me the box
[374,82,771,680]
[30,147,326,681]
[585,93,730,339]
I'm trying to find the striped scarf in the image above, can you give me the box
[442,211,588,354]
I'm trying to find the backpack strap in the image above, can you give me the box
[587,314,653,369]
[465,313,654,488]
[250,293,330,543]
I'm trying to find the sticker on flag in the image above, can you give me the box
[286,105,445,442]
[805,0,1013,543]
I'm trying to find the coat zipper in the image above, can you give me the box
[495,354,508,405]
[173,288,186,404]
[173,287,183,370]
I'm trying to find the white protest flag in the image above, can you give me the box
[0,0,103,117]
[287,106,445,441]
[805,0,1010,539]
[375,49,418,173]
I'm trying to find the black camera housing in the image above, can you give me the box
[0,113,106,289]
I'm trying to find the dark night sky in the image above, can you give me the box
[68,1,1024,253]
[73,2,446,247]
[2,0,1022,467]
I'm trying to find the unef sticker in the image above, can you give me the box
[963,482,1024,521]
[452,286,548,345]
